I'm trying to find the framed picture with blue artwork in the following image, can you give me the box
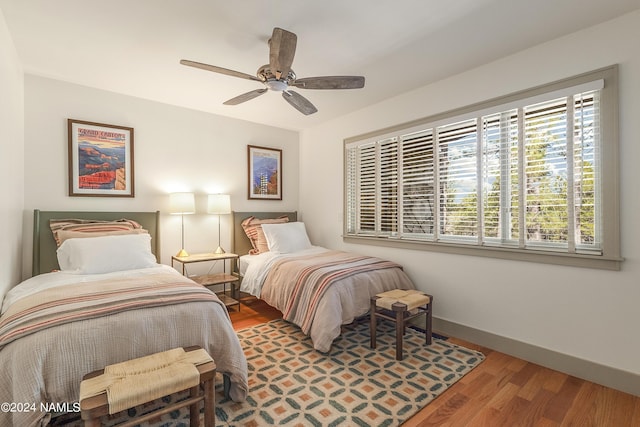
[67,119,134,197]
[247,145,282,200]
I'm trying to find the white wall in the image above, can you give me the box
[23,75,299,278]
[299,11,640,376]
[0,9,24,296]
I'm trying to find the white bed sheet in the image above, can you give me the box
[238,254,253,276]
[239,246,329,297]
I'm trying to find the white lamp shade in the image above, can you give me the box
[169,192,195,214]
[207,194,231,215]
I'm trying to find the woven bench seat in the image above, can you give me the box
[370,290,433,360]
[79,346,216,427]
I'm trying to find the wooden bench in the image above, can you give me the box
[79,346,216,427]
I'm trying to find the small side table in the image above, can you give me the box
[172,252,241,311]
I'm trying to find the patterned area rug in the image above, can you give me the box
[53,318,483,426]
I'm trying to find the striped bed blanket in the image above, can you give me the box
[0,269,249,427]
[262,250,405,334]
[0,274,219,350]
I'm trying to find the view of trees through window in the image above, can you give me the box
[346,88,601,255]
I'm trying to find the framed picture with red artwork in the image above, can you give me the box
[67,119,134,197]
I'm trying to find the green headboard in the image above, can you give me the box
[32,210,161,276]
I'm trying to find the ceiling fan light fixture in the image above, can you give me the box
[265,80,288,92]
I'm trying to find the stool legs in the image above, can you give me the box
[203,376,215,427]
[392,302,408,361]
[426,297,433,346]
[370,296,378,350]
[189,385,199,427]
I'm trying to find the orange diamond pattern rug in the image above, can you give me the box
[217,318,484,426]
[52,318,484,426]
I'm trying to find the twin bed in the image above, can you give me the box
[231,211,416,353]
[1,211,247,427]
[0,210,416,426]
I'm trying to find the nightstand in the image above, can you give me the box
[172,252,240,311]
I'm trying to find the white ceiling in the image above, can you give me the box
[2,0,639,131]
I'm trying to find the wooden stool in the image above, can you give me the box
[80,346,216,427]
[370,290,433,360]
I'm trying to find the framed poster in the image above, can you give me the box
[68,119,134,197]
[247,145,282,200]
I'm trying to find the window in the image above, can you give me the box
[344,66,621,270]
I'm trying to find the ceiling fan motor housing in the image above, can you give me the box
[258,64,295,91]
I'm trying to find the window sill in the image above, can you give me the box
[343,235,623,271]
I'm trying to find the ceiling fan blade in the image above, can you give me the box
[223,88,268,105]
[269,28,297,80]
[180,59,260,82]
[282,90,318,115]
[292,76,365,90]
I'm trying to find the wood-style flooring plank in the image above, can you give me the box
[228,298,640,427]
[632,400,640,426]
[516,388,556,427]
[517,369,549,401]
[543,375,583,423]
[407,392,470,427]
[541,370,569,394]
[535,417,561,427]
[594,386,637,427]
[561,381,602,427]
[486,382,521,413]
[466,382,519,426]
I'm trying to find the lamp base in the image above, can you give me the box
[175,248,189,257]
[214,246,226,255]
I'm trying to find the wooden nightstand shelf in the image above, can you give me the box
[172,253,240,311]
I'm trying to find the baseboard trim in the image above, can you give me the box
[433,317,640,397]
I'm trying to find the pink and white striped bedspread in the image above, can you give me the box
[259,250,415,352]
[0,276,217,349]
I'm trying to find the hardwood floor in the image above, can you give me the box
[228,295,283,330]
[229,296,640,427]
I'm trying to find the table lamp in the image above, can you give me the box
[169,192,195,257]
[207,194,231,254]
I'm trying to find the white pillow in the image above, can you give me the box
[56,233,157,274]
[261,222,312,254]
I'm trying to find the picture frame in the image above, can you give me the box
[247,145,282,200]
[68,119,134,197]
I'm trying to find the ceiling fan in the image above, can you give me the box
[180,27,365,115]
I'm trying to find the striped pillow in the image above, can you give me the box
[56,228,149,246]
[49,218,144,247]
[241,216,289,254]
